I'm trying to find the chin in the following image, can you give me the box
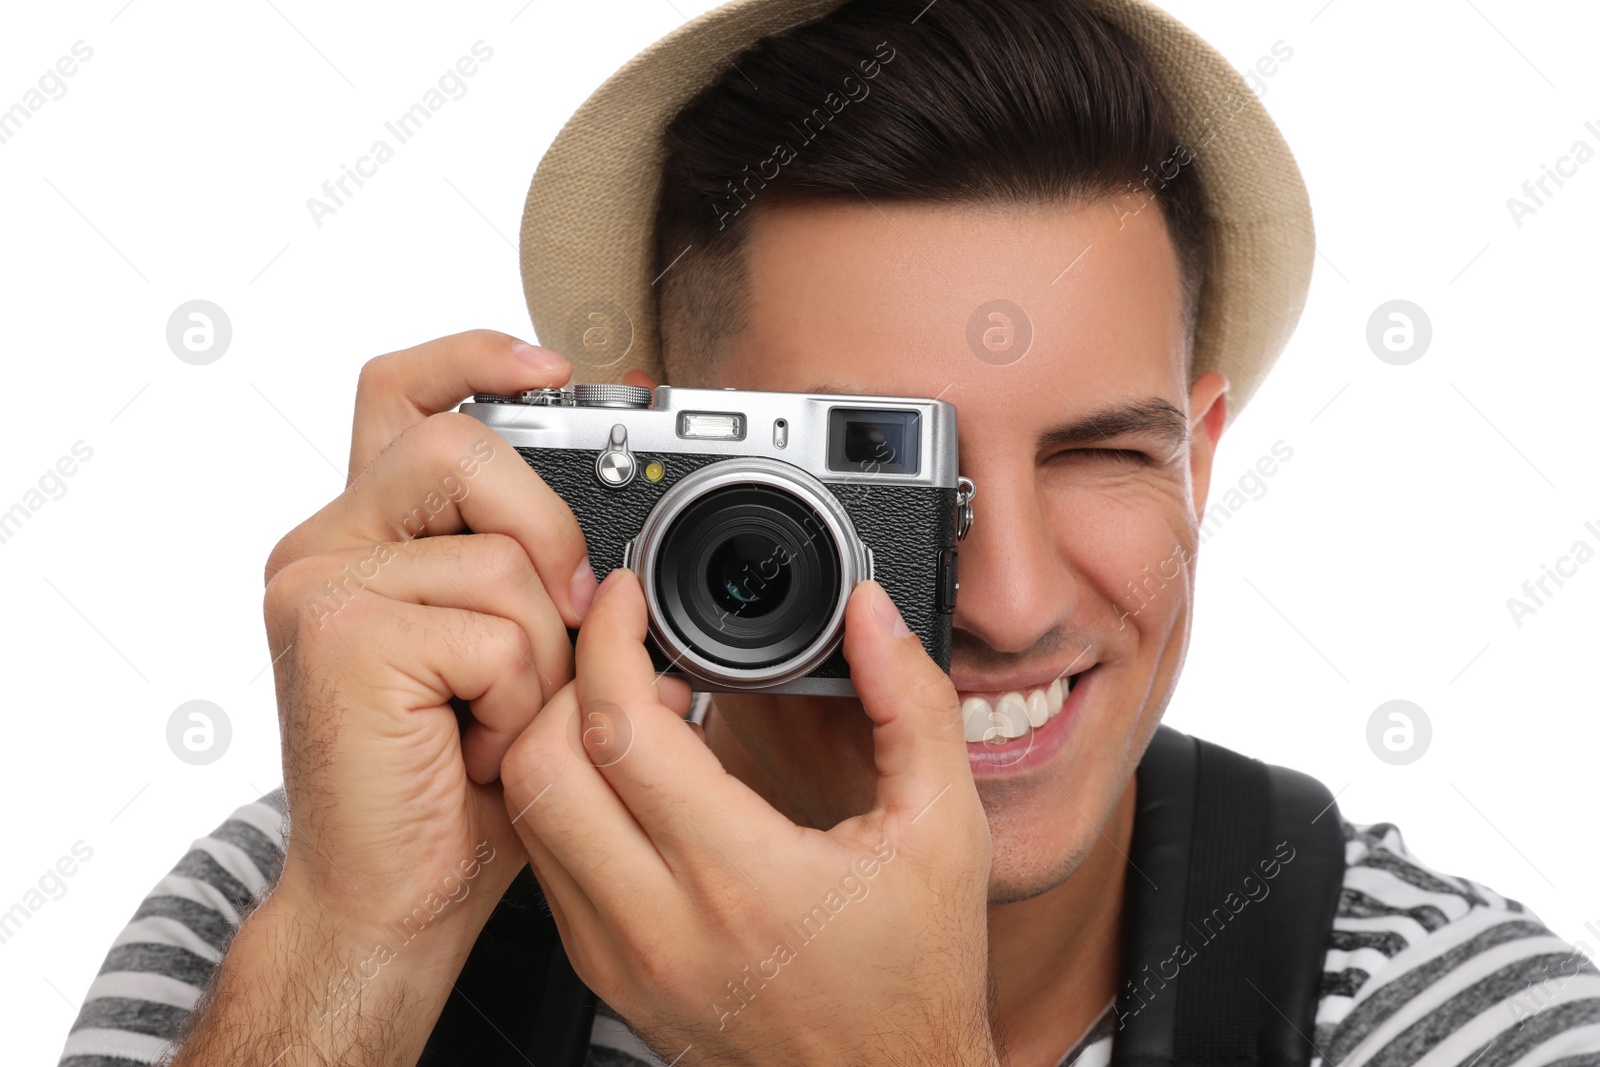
[979,786,1102,904]
[971,700,1153,907]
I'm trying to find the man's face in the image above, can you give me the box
[668,194,1228,903]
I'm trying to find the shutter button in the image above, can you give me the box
[595,423,637,487]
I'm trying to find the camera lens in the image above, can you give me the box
[706,534,793,618]
[655,484,842,669]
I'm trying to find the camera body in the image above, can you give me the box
[460,383,970,696]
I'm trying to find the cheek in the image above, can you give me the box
[1044,477,1196,623]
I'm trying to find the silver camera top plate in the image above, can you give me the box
[461,384,960,490]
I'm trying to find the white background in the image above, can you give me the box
[2,0,1597,1061]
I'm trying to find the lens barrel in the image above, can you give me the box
[655,484,842,669]
[630,458,869,689]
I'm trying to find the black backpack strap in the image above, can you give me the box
[1111,726,1345,1067]
[1258,758,1348,1066]
[417,864,595,1066]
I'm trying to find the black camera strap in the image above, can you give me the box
[417,725,1345,1067]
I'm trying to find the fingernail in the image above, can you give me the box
[512,340,569,373]
[570,555,599,619]
[869,583,912,638]
[594,567,629,602]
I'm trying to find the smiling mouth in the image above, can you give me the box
[956,670,1088,743]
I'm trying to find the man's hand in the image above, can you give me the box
[171,330,596,1067]
[502,569,1000,1067]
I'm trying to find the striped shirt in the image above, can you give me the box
[57,791,1600,1066]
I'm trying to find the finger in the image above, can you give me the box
[291,588,553,790]
[656,675,693,719]
[841,580,973,827]
[398,601,550,783]
[573,570,662,708]
[501,680,667,911]
[349,329,571,484]
[505,823,606,984]
[574,570,790,862]
[514,817,640,998]
[269,411,597,627]
[305,534,574,703]
[500,689,599,950]
[518,836,596,974]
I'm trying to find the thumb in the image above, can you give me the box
[842,580,973,827]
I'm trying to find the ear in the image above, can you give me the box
[1187,370,1229,525]
[621,368,659,389]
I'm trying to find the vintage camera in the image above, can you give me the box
[461,383,973,696]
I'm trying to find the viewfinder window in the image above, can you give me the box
[826,408,920,475]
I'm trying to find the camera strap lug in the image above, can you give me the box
[956,477,976,540]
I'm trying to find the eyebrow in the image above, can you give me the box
[1038,397,1190,453]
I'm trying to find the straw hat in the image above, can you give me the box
[519,0,1313,426]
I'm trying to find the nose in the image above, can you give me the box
[950,450,1081,655]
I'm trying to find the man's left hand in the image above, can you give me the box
[500,568,1000,1066]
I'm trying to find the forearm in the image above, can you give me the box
[168,876,474,1067]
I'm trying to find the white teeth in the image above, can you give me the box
[960,676,1077,744]
[1025,689,1050,728]
[993,692,1030,738]
[960,693,1031,742]
[961,696,993,743]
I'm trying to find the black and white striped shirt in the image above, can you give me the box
[56,790,1600,1066]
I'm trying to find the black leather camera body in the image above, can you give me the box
[461,383,972,696]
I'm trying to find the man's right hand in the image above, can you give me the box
[171,330,597,1066]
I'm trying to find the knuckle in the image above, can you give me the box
[456,327,514,354]
[475,532,540,592]
[263,512,330,586]
[686,868,756,929]
[264,556,376,648]
[616,926,678,988]
[355,352,399,400]
[485,617,537,672]
[412,410,487,462]
[263,557,320,626]
[263,532,300,587]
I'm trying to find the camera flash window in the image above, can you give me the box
[678,412,746,441]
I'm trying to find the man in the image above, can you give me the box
[59,0,1600,1064]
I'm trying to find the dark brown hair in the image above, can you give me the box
[653,0,1209,382]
